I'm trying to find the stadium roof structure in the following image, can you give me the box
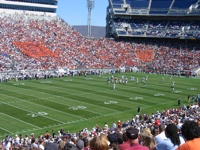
[0,0,58,16]
[109,0,200,16]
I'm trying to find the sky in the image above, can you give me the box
[57,0,108,27]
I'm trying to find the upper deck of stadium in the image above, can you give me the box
[106,0,200,39]
[0,0,58,16]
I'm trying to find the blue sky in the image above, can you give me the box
[57,0,108,27]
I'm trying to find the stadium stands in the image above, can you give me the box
[0,11,199,76]
[107,0,200,39]
[0,1,199,149]
[111,18,200,39]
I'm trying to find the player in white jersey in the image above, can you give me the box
[5,75,8,82]
[107,76,111,84]
[161,77,164,83]
[111,75,114,83]
[119,79,122,84]
[130,76,134,81]
[113,83,116,90]
[146,75,148,80]
[136,78,139,84]
[170,75,172,80]
[125,78,128,84]
[143,80,146,87]
[171,83,175,92]
[142,77,145,82]
[15,75,18,82]
[114,77,118,83]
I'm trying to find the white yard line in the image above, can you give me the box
[25,82,122,112]
[0,126,13,134]
[0,111,40,129]
[0,99,175,138]
[0,94,65,124]
[2,84,119,114]
[26,82,149,108]
[0,92,85,120]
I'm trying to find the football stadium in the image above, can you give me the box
[0,0,200,149]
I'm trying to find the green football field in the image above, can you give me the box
[0,72,199,139]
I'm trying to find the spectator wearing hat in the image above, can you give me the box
[107,133,119,150]
[31,133,34,139]
[14,135,19,146]
[125,127,149,150]
[177,121,200,150]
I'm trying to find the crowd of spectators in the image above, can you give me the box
[1,101,200,150]
[150,43,200,74]
[113,19,200,39]
[0,13,199,75]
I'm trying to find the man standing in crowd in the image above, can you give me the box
[177,120,200,150]
[137,106,141,114]
[125,127,149,150]
[113,83,116,90]
[154,124,167,145]
[171,82,175,92]
[187,95,191,104]
[178,98,181,106]
[161,77,164,83]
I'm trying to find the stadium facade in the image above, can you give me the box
[0,0,58,16]
[106,0,200,40]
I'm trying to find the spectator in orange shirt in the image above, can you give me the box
[176,120,200,150]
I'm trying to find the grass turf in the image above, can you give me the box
[0,72,199,138]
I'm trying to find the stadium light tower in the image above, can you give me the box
[87,0,95,37]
